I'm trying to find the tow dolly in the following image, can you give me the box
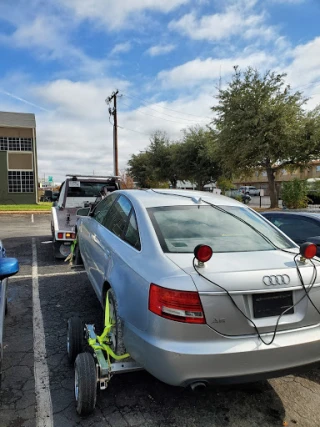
[67,291,142,415]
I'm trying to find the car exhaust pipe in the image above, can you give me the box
[190,382,207,391]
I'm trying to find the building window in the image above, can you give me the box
[0,137,32,151]
[8,171,34,193]
[20,138,32,151]
[262,171,267,177]
[316,166,320,172]
[0,137,8,150]
[8,137,20,150]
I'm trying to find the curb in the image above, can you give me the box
[0,211,51,215]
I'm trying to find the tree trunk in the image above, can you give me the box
[266,166,278,208]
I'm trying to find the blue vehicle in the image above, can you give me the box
[0,241,19,380]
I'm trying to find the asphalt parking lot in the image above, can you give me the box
[2,214,320,427]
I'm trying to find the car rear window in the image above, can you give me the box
[148,205,294,253]
[67,181,116,198]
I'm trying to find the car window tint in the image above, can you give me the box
[277,217,320,242]
[148,206,293,253]
[104,195,132,238]
[124,212,141,250]
[93,193,117,224]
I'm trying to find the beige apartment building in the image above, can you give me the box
[0,111,38,204]
[233,161,320,195]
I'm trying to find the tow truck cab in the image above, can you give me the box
[51,175,120,259]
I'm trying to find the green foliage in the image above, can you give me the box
[234,195,243,203]
[127,127,220,190]
[216,177,233,195]
[213,67,320,208]
[175,126,221,190]
[281,179,309,209]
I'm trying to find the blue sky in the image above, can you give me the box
[0,0,320,183]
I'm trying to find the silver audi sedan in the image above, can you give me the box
[77,189,320,387]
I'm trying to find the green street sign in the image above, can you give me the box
[48,176,53,183]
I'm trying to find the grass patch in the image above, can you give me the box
[0,202,52,211]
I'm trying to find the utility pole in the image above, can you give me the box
[106,90,119,177]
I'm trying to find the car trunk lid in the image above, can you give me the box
[166,250,320,336]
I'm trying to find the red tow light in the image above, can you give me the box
[300,242,317,259]
[194,244,213,263]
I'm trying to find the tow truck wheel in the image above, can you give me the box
[67,317,84,364]
[74,352,97,416]
[107,289,126,358]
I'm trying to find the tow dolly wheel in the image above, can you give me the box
[107,289,127,358]
[74,352,97,416]
[67,317,84,364]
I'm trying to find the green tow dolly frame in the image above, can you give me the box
[67,291,143,416]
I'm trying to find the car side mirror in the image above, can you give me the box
[76,207,90,217]
[0,258,19,281]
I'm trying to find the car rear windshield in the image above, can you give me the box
[148,205,294,253]
[67,181,115,198]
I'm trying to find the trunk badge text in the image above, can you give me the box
[263,275,290,286]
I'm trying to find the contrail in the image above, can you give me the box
[0,89,51,112]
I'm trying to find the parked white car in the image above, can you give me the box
[239,186,260,196]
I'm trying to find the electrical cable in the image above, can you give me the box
[148,188,320,345]
[120,93,212,120]
[192,257,317,346]
[119,100,206,125]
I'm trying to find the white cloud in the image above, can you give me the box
[168,0,275,42]
[0,16,108,77]
[146,44,176,56]
[110,42,132,55]
[285,37,320,92]
[158,52,276,88]
[60,0,190,30]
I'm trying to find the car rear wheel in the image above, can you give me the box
[74,352,97,416]
[67,317,84,364]
[107,289,126,358]
[73,243,83,266]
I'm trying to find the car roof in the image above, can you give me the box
[262,211,320,220]
[117,189,243,209]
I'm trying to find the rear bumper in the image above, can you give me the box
[125,321,320,386]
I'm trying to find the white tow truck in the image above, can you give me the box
[51,174,120,258]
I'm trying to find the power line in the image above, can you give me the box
[119,100,207,125]
[117,125,150,136]
[120,92,211,120]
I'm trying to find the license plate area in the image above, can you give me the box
[253,291,294,318]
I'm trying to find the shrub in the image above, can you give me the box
[281,179,308,209]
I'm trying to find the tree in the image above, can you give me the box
[213,67,320,208]
[148,131,180,188]
[176,126,221,190]
[127,152,155,188]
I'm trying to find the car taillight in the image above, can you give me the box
[65,232,76,239]
[57,232,63,239]
[148,284,205,324]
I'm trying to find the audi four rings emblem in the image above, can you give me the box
[262,274,290,286]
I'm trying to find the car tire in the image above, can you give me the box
[67,317,84,364]
[107,289,127,358]
[74,243,83,266]
[74,352,97,416]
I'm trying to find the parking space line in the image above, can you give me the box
[13,270,86,280]
[31,214,34,223]
[32,238,54,427]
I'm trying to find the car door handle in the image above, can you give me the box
[92,234,100,244]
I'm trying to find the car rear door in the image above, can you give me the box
[86,195,133,302]
[79,193,118,297]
